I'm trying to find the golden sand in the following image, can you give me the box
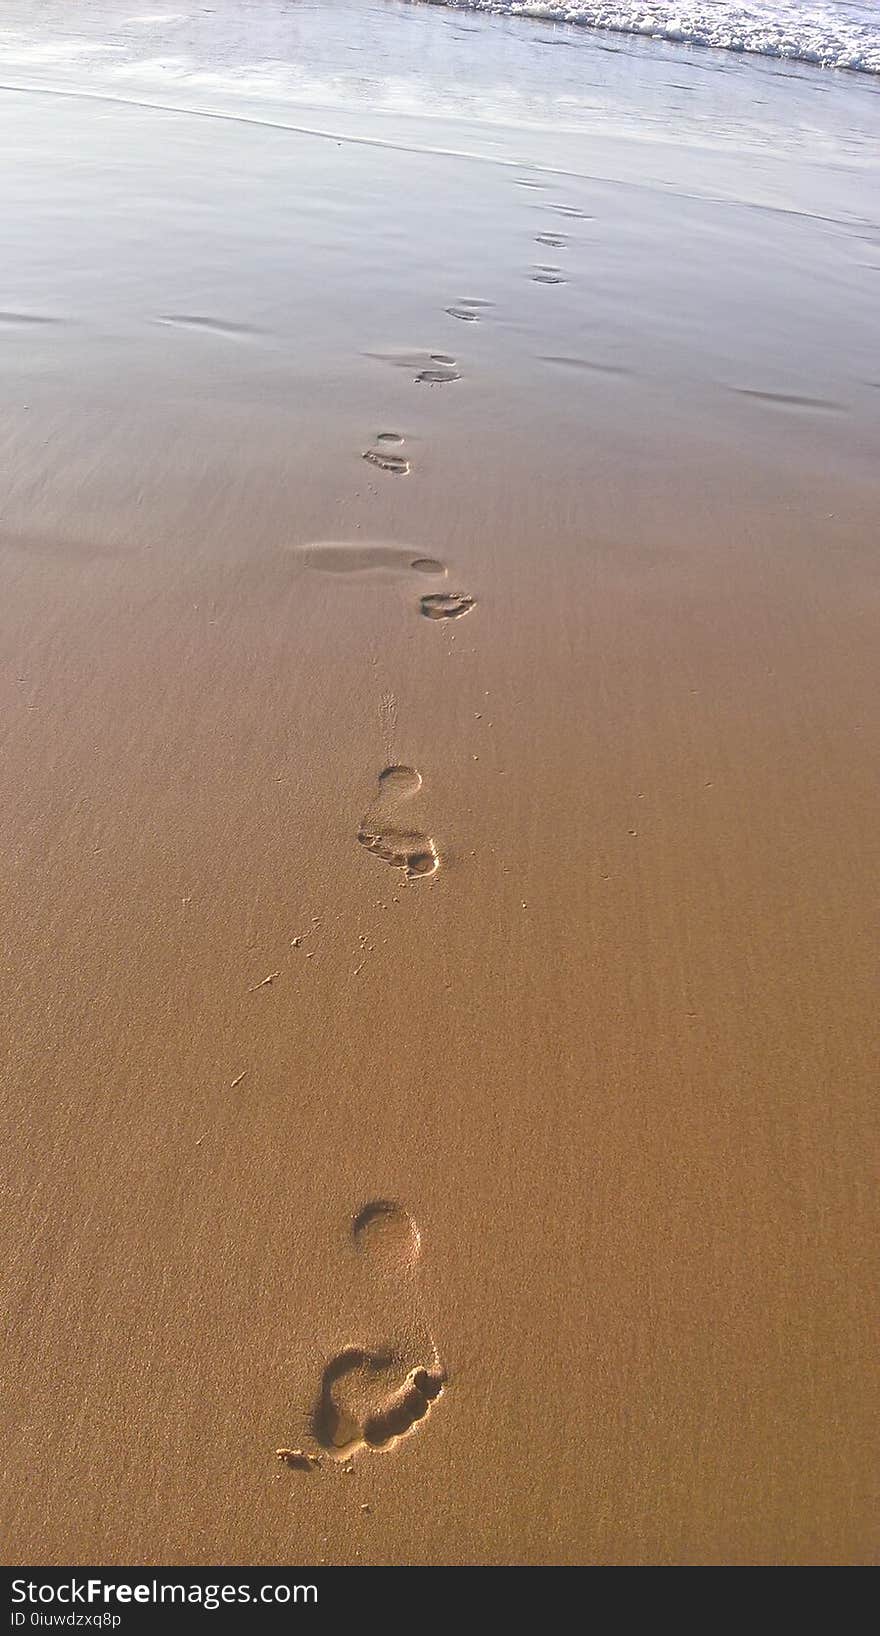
[1,8,877,1567]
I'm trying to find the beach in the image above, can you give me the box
[1,0,878,1567]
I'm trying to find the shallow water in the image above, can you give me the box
[402,1,880,77]
[2,1,878,193]
[2,0,876,510]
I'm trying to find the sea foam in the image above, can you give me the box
[407,0,880,76]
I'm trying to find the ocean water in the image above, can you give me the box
[411,0,880,74]
[0,0,876,227]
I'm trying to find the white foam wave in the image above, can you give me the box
[409,0,880,75]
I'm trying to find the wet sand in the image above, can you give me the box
[1,0,878,1567]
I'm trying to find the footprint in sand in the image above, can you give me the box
[531,265,567,285]
[313,1350,445,1455]
[420,591,476,621]
[445,299,494,324]
[415,354,460,385]
[312,1203,445,1460]
[300,543,459,624]
[353,1197,422,1263]
[357,764,439,880]
[367,349,460,385]
[363,432,410,475]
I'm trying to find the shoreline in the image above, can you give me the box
[1,0,877,1567]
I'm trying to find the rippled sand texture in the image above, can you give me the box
[1,0,878,1569]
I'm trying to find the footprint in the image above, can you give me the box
[313,1349,445,1457]
[301,541,445,576]
[531,265,567,285]
[445,299,493,324]
[363,448,410,475]
[353,1198,422,1268]
[358,830,438,877]
[367,349,460,385]
[374,764,423,800]
[420,592,476,621]
[535,233,568,249]
[363,431,410,475]
[415,356,460,385]
[300,1201,445,1461]
[357,763,439,880]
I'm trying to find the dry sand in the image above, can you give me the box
[1,0,878,1567]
